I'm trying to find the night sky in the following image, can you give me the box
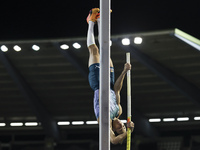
[0,0,199,40]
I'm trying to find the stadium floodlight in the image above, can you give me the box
[177,117,189,121]
[110,40,112,46]
[0,123,6,127]
[134,37,142,44]
[73,42,81,49]
[13,45,21,52]
[1,45,8,52]
[57,121,70,125]
[10,122,23,126]
[149,118,161,122]
[86,121,98,125]
[120,120,127,123]
[60,44,69,50]
[32,45,40,51]
[194,117,200,120]
[163,118,175,122]
[122,38,130,45]
[25,122,38,126]
[72,121,84,125]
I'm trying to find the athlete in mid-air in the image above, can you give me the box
[86,8,134,144]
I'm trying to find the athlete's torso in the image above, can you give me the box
[93,89,119,120]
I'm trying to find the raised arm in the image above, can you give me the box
[114,63,131,119]
[114,63,131,94]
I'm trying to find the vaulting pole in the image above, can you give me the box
[126,53,132,150]
[99,0,111,150]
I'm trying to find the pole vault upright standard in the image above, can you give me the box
[99,0,111,150]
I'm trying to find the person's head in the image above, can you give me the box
[112,118,126,135]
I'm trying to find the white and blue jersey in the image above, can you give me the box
[88,63,119,120]
[93,89,119,120]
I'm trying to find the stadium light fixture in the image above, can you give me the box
[122,38,130,45]
[121,120,127,123]
[10,122,23,126]
[194,117,200,120]
[13,45,21,52]
[163,118,175,122]
[1,45,8,52]
[86,121,98,125]
[73,42,81,49]
[0,123,6,127]
[32,45,40,51]
[149,118,161,122]
[134,37,142,44]
[25,122,38,126]
[60,44,69,50]
[72,121,84,125]
[110,40,112,46]
[177,117,189,121]
[57,121,70,125]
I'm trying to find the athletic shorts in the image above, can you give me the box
[88,63,115,91]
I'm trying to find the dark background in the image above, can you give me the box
[0,0,199,40]
[0,1,200,150]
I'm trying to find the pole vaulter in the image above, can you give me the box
[86,2,134,150]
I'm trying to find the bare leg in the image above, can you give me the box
[87,20,100,67]
[88,44,113,67]
[88,44,100,67]
[87,16,113,68]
